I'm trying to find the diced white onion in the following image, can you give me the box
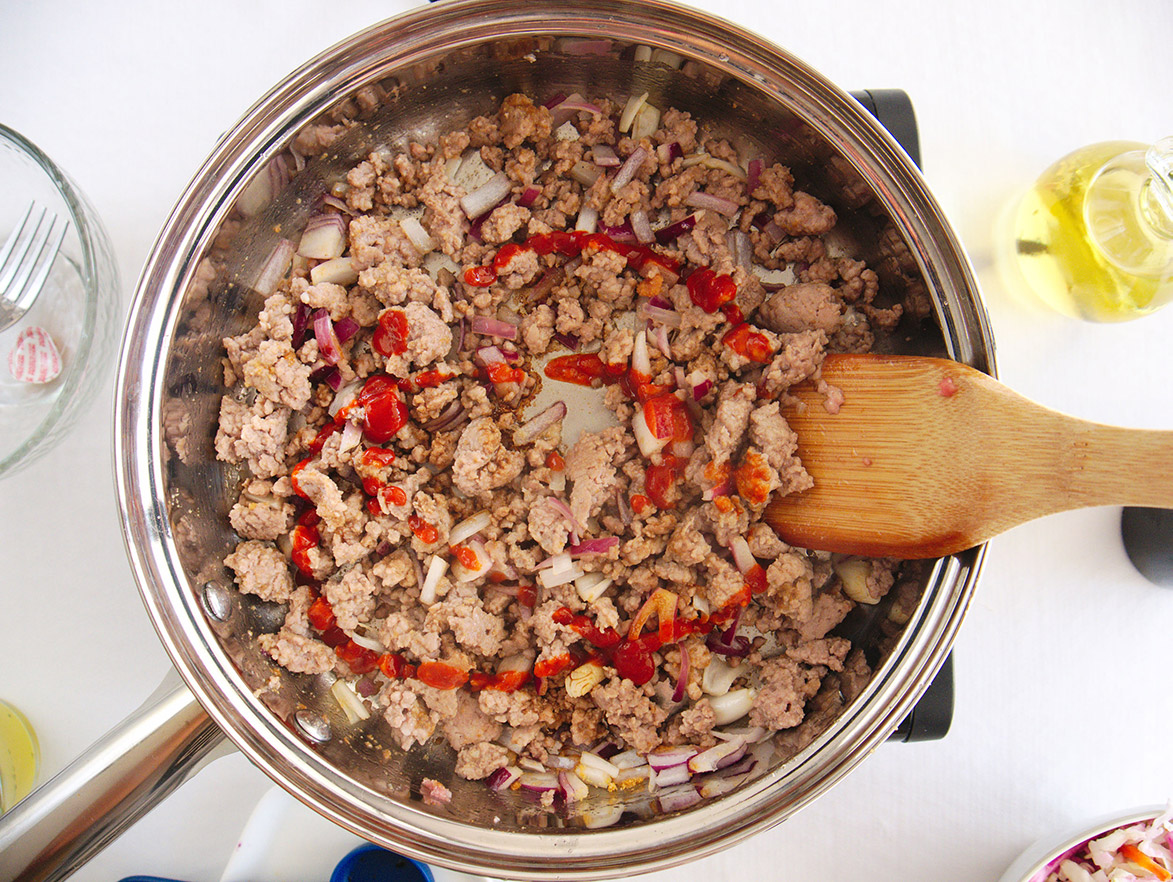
[310,255,359,286]
[582,802,624,829]
[328,380,362,418]
[631,104,661,142]
[449,511,492,547]
[633,407,669,458]
[575,760,614,789]
[539,560,586,588]
[298,215,347,260]
[575,572,613,603]
[709,687,757,725]
[419,555,448,606]
[460,172,512,219]
[619,91,649,133]
[835,557,877,604]
[338,419,363,453]
[701,656,741,697]
[329,679,371,724]
[610,749,647,769]
[400,216,436,254]
[728,536,756,575]
[578,751,621,778]
[632,329,652,378]
[349,631,386,653]
[575,205,599,233]
[452,538,491,582]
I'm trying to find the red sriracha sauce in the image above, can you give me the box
[291,523,320,578]
[372,308,409,356]
[409,514,439,545]
[687,267,738,313]
[463,230,680,288]
[353,375,409,443]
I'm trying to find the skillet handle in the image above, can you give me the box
[0,670,230,882]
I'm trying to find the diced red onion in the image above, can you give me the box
[654,213,697,244]
[487,766,521,792]
[568,536,620,555]
[684,191,740,216]
[600,222,637,244]
[521,266,564,304]
[615,489,633,526]
[461,172,513,219]
[667,142,684,162]
[706,606,750,658]
[475,345,506,366]
[514,400,567,445]
[657,785,702,815]
[470,315,519,339]
[646,745,698,770]
[648,294,672,309]
[672,641,690,703]
[702,477,731,501]
[375,540,392,557]
[254,239,294,295]
[630,210,655,244]
[422,400,467,433]
[578,750,620,779]
[593,741,621,761]
[292,302,312,347]
[312,309,343,365]
[688,737,746,774]
[543,91,569,109]
[692,378,714,400]
[546,497,583,541]
[727,229,753,272]
[307,363,338,386]
[518,186,542,208]
[355,676,379,698]
[714,741,750,770]
[746,158,763,196]
[298,213,347,260]
[334,317,360,343]
[237,155,290,217]
[609,749,644,769]
[558,770,590,803]
[611,146,648,192]
[716,756,757,778]
[763,219,785,245]
[553,331,580,351]
[520,774,560,797]
[575,205,599,233]
[652,765,692,787]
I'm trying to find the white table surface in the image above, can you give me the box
[3,1,1173,880]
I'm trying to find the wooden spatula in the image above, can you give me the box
[764,353,1173,559]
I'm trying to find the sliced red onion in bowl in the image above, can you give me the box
[651,764,692,788]
[684,191,740,216]
[460,172,513,219]
[487,765,521,792]
[469,315,519,339]
[716,755,757,778]
[518,771,561,793]
[611,146,648,192]
[542,91,569,109]
[654,213,697,244]
[312,309,343,365]
[254,239,294,295]
[558,769,590,802]
[657,784,702,813]
[292,302,312,347]
[475,345,506,366]
[310,256,359,286]
[421,400,467,433]
[513,400,567,445]
[687,737,746,774]
[600,222,637,244]
[646,745,698,770]
[298,213,347,260]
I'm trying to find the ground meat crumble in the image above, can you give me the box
[215,92,915,807]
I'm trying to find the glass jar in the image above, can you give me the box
[1010,136,1173,321]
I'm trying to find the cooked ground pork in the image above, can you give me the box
[219,92,913,798]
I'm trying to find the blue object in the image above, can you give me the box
[330,844,435,882]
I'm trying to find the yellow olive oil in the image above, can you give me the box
[0,700,39,814]
[1013,140,1173,322]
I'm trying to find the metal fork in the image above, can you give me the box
[0,202,69,333]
